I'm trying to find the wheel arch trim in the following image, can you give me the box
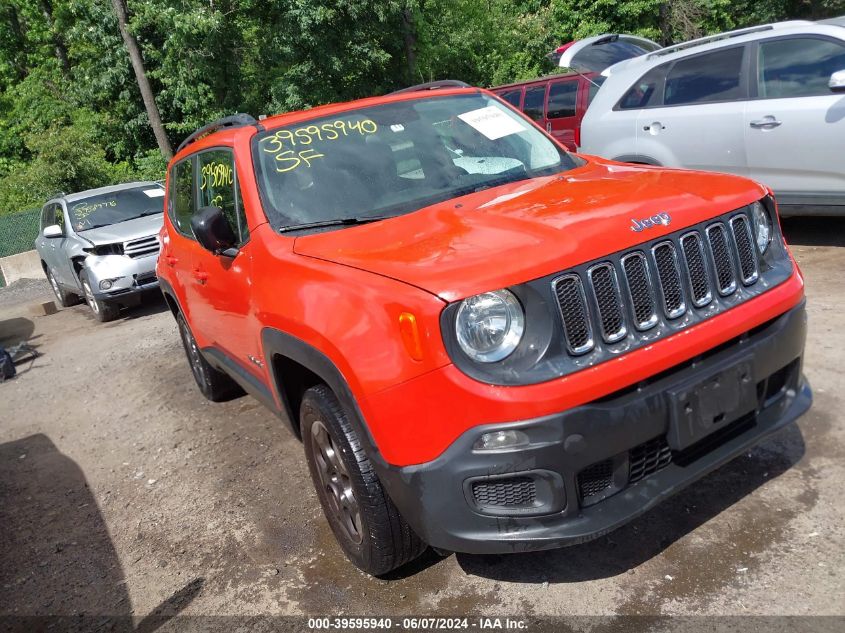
[261,327,385,461]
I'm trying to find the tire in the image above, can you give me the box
[176,313,242,402]
[300,384,426,576]
[44,266,80,307]
[79,270,120,322]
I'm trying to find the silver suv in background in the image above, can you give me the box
[34,182,165,322]
[579,20,845,216]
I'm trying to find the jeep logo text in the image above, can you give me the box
[630,212,671,232]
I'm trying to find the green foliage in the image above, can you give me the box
[1,0,844,216]
[0,112,134,214]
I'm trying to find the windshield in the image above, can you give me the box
[252,93,578,231]
[70,186,165,231]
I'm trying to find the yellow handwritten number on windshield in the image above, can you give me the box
[259,118,378,173]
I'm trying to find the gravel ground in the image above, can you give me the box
[0,217,843,624]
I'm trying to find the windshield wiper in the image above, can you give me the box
[278,216,390,233]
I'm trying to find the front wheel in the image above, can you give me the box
[300,384,426,576]
[79,270,119,322]
[45,267,79,307]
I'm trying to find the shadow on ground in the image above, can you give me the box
[0,317,35,347]
[0,434,203,629]
[455,424,805,583]
[782,216,845,247]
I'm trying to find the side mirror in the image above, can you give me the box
[830,69,845,93]
[191,206,238,257]
[43,224,63,238]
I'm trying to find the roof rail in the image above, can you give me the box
[176,113,258,154]
[648,25,774,59]
[390,80,471,95]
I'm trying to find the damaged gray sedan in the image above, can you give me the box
[34,182,164,322]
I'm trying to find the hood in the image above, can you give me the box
[76,213,164,246]
[293,158,767,302]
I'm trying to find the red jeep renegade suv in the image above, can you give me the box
[157,81,811,576]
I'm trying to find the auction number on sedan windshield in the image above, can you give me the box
[259,118,378,173]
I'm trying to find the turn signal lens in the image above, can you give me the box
[473,429,530,451]
[398,312,424,361]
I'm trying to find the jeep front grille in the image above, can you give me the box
[123,235,160,259]
[553,210,762,357]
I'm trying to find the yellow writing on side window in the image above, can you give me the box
[200,162,234,190]
[259,119,378,173]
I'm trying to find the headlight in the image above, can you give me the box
[455,289,525,363]
[751,201,772,254]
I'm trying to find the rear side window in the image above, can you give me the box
[523,85,546,121]
[758,37,845,98]
[170,159,194,237]
[547,80,578,119]
[498,89,522,108]
[664,47,745,106]
[619,67,666,109]
[197,149,249,244]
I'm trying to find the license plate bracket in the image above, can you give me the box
[667,357,757,452]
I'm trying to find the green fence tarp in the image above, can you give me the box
[0,208,41,288]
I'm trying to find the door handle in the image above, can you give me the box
[749,117,782,129]
[164,255,179,267]
[192,270,209,284]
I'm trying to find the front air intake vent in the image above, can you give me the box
[588,263,627,343]
[730,215,759,285]
[706,223,738,296]
[680,232,712,308]
[652,241,686,318]
[621,252,658,331]
[553,274,594,355]
[471,477,537,507]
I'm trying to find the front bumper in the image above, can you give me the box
[85,253,159,303]
[376,301,810,554]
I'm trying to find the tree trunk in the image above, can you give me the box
[401,6,418,83]
[38,0,70,73]
[110,0,173,160]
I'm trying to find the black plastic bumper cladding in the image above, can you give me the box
[378,301,810,554]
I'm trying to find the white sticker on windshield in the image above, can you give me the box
[457,106,525,140]
[143,189,165,198]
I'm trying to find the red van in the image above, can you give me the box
[491,72,604,151]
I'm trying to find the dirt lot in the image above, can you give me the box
[1,217,843,624]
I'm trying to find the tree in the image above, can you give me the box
[109,0,172,160]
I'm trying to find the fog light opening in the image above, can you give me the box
[99,279,113,290]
